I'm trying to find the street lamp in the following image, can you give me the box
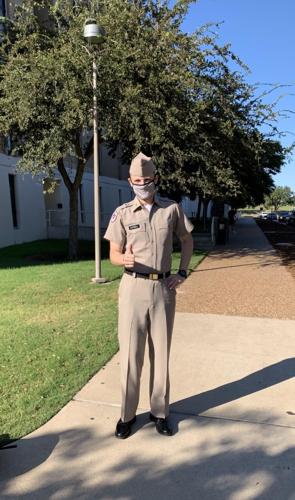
[83,19,106,283]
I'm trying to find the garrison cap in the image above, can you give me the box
[129,152,156,177]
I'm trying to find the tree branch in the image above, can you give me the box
[57,157,73,192]
[73,159,85,191]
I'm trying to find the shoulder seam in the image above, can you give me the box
[121,201,135,209]
[157,196,177,204]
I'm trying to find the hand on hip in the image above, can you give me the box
[166,274,185,290]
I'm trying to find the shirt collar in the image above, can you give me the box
[132,197,143,212]
[132,195,164,212]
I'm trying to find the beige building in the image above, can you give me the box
[0,145,133,248]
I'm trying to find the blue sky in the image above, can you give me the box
[181,0,295,191]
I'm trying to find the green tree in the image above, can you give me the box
[111,12,287,209]
[0,0,211,258]
[0,0,287,257]
[164,71,287,209]
[264,186,295,211]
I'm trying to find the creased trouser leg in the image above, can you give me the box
[118,275,176,422]
[148,280,176,418]
[118,274,149,422]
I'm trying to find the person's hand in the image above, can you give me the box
[166,273,185,290]
[123,243,135,268]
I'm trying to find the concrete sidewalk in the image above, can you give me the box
[177,216,295,319]
[1,217,295,499]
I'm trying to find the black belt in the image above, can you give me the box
[124,269,171,281]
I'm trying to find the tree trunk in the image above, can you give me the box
[57,154,85,261]
[196,195,203,222]
[68,188,79,260]
[203,197,209,230]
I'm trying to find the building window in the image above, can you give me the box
[0,0,6,17]
[8,174,18,228]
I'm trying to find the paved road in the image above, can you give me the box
[1,217,295,500]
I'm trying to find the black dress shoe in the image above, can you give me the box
[115,416,136,439]
[149,413,173,436]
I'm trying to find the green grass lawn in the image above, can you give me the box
[0,240,205,447]
[243,205,295,213]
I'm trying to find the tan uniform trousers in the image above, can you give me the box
[118,273,176,422]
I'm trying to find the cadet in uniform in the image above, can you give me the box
[104,152,194,438]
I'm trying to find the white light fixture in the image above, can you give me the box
[83,19,105,44]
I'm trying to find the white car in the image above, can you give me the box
[259,212,269,219]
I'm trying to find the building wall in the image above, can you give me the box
[45,172,133,240]
[62,142,130,181]
[81,174,133,228]
[180,197,213,219]
[0,141,133,248]
[0,152,132,248]
[84,144,129,180]
[2,0,21,18]
[0,154,47,248]
[0,150,211,249]
[181,197,198,218]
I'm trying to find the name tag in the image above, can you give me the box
[129,224,140,230]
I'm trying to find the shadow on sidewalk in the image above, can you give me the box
[0,411,294,500]
[207,247,279,260]
[170,358,295,421]
[0,434,59,479]
[192,258,281,272]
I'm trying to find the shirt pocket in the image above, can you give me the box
[125,222,147,248]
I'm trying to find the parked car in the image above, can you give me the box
[259,212,269,219]
[277,211,291,223]
[288,211,295,225]
[267,212,278,221]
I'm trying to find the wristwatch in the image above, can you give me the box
[177,269,187,279]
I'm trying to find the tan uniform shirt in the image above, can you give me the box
[104,197,194,274]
